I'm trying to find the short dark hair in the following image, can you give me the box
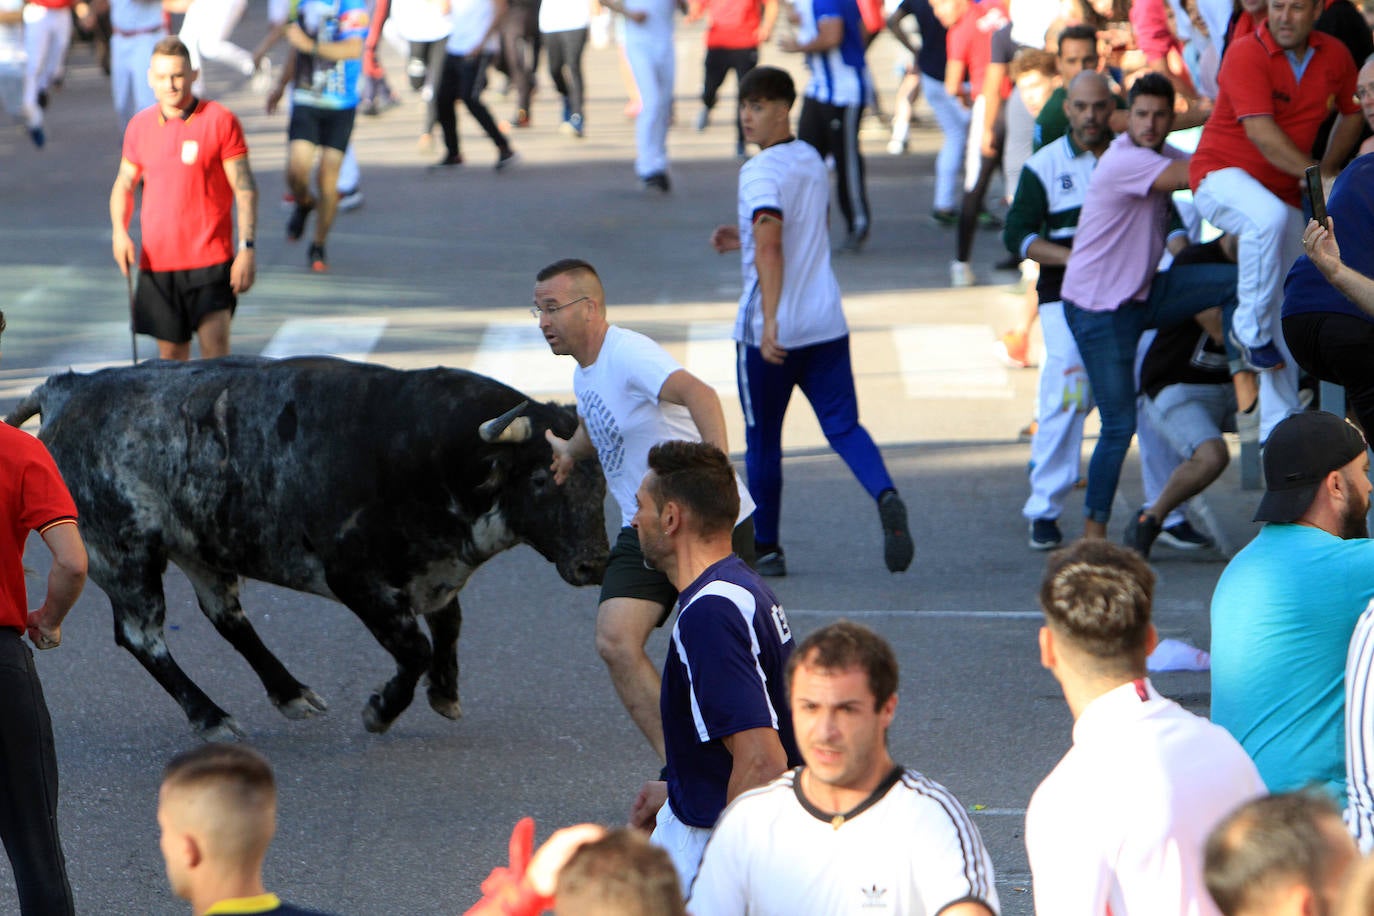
[1128,71,1175,109]
[556,829,686,916]
[786,620,899,711]
[152,35,193,64]
[739,66,796,107]
[1204,792,1347,916]
[1038,540,1154,665]
[1057,24,1098,53]
[536,258,601,285]
[645,441,739,537]
[162,743,275,800]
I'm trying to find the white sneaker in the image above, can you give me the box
[337,188,364,211]
[950,260,975,287]
[886,137,906,155]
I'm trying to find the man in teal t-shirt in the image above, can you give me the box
[1211,411,1374,797]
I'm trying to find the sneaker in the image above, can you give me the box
[878,491,914,572]
[1123,508,1163,559]
[977,210,1004,230]
[1018,418,1038,441]
[755,548,787,577]
[286,200,315,241]
[695,107,710,131]
[495,148,518,170]
[931,208,958,227]
[308,242,327,272]
[514,108,531,127]
[1157,519,1214,551]
[559,113,584,138]
[337,188,364,212]
[28,126,44,148]
[1229,329,1286,371]
[1029,518,1062,551]
[429,152,464,169]
[950,260,975,287]
[840,230,867,254]
[642,172,671,192]
[886,137,907,155]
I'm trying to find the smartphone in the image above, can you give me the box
[1304,165,1329,228]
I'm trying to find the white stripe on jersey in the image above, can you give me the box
[1347,600,1374,853]
[675,580,780,742]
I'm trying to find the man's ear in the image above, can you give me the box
[1143,623,1159,658]
[1039,626,1055,671]
[660,499,682,535]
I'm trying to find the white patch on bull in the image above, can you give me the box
[119,617,170,655]
[470,506,516,557]
[213,389,231,462]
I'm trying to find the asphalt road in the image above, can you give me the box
[0,10,1268,913]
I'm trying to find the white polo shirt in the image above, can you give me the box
[1026,679,1265,916]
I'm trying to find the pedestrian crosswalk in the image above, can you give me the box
[2,311,1025,411]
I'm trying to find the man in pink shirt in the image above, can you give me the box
[1060,72,1239,540]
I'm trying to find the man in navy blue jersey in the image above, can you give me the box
[626,440,800,892]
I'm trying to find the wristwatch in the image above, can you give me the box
[240,239,255,251]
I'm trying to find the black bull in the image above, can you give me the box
[5,357,608,739]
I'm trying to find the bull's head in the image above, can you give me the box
[479,400,608,586]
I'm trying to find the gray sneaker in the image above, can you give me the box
[755,549,787,577]
[879,491,914,572]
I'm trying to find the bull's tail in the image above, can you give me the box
[4,387,43,428]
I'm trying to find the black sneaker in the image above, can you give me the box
[755,548,787,577]
[308,243,327,273]
[878,491,914,572]
[1124,508,1162,558]
[840,230,868,254]
[642,172,671,193]
[1157,519,1214,551]
[495,148,518,170]
[286,200,315,241]
[1029,518,1061,551]
[429,153,464,170]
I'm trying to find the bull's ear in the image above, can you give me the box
[476,454,508,494]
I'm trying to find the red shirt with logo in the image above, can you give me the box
[0,426,78,633]
[700,0,767,48]
[122,99,249,271]
[945,0,1009,100]
[1190,22,1358,206]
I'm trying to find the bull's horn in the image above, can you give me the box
[479,400,533,443]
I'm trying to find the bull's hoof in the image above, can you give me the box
[427,688,463,721]
[361,695,395,734]
[277,689,329,720]
[197,716,245,743]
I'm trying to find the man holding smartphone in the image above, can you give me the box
[1189,0,1363,442]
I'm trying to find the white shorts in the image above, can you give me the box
[650,801,711,895]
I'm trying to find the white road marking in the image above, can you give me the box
[260,317,389,360]
[685,322,737,392]
[892,324,1013,400]
[469,321,571,395]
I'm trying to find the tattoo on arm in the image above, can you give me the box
[233,159,257,192]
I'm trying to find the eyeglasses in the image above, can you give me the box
[529,295,590,318]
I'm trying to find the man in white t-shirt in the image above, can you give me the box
[711,66,913,579]
[1026,540,1265,915]
[0,0,39,145]
[689,620,999,914]
[85,0,165,130]
[538,258,754,762]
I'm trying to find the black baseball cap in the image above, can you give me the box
[1254,411,1368,523]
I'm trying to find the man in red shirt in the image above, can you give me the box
[1190,0,1362,441]
[109,36,257,361]
[687,0,776,156]
[0,310,88,916]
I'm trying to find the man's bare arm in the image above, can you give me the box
[720,726,789,803]
[753,214,787,364]
[1242,114,1316,178]
[28,522,88,649]
[659,369,728,453]
[1150,158,1192,192]
[110,158,141,276]
[223,156,258,294]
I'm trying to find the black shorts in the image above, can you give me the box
[134,261,236,344]
[598,519,758,626]
[288,104,356,152]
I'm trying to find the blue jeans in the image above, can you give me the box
[1065,260,1237,523]
[737,337,894,545]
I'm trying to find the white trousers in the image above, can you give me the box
[923,75,969,212]
[22,4,71,129]
[180,0,254,90]
[625,35,673,178]
[1193,167,1303,439]
[111,31,161,130]
[651,801,711,896]
[1023,302,1093,522]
